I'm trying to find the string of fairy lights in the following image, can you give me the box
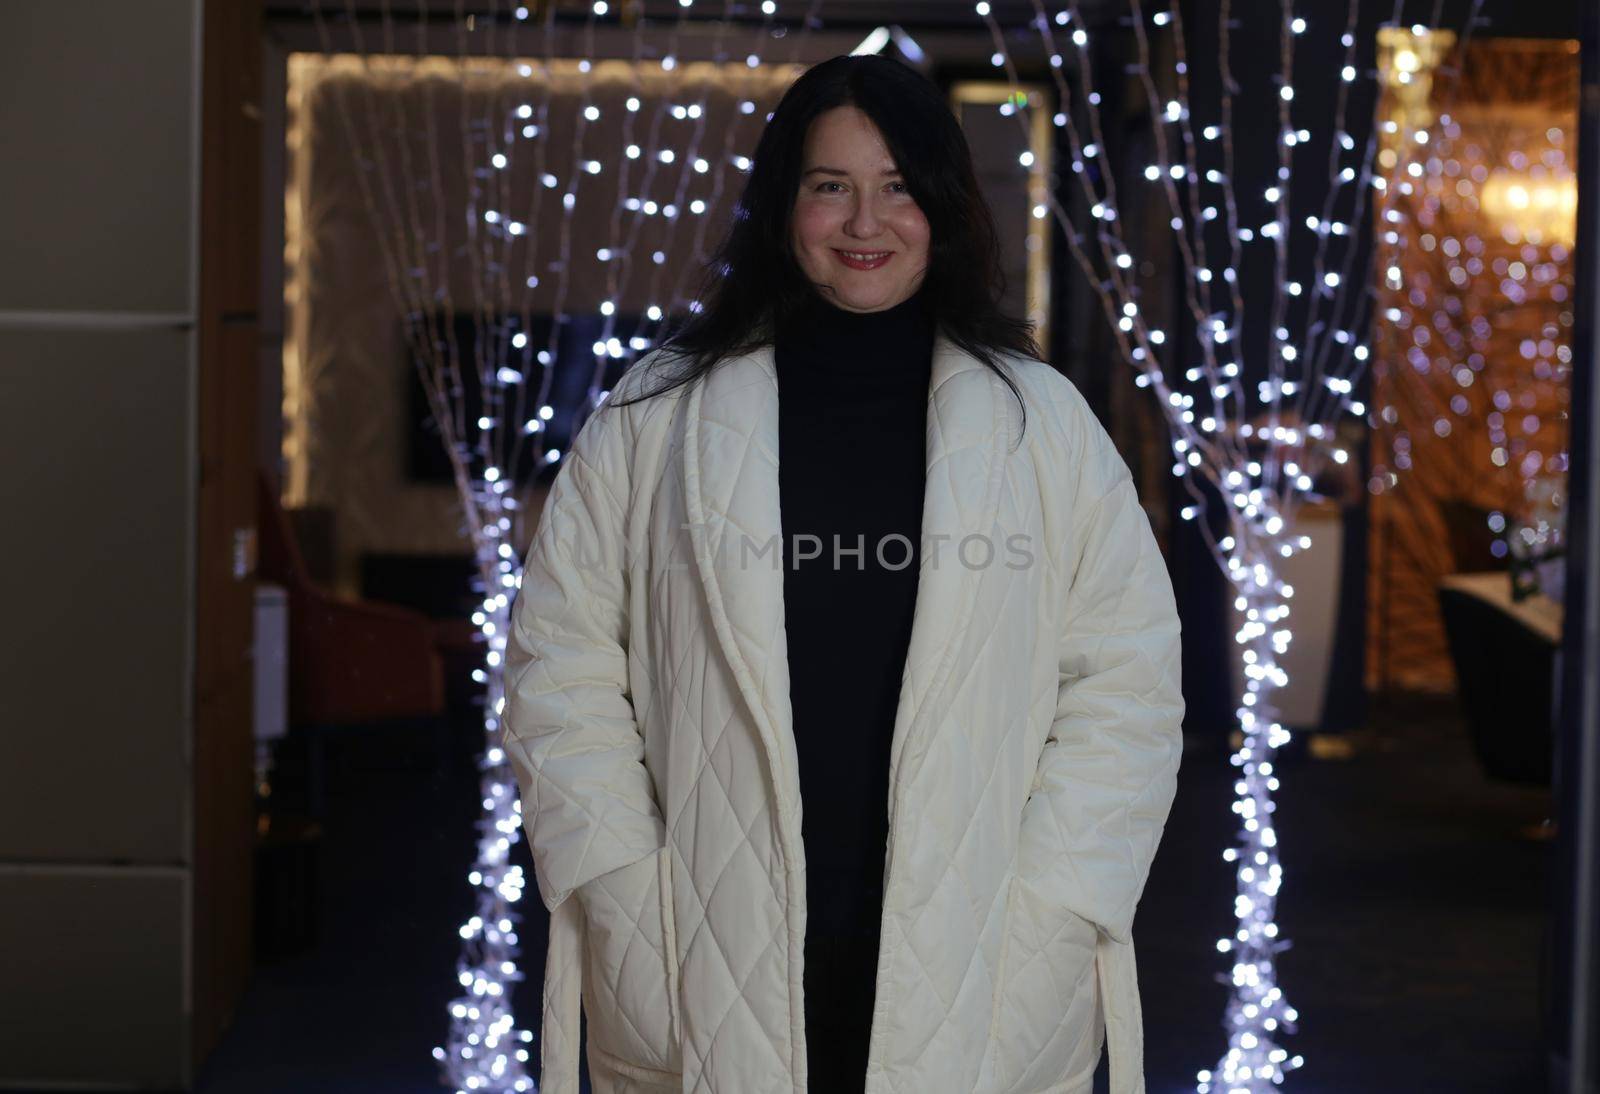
[972,2,1484,1090]
[465,5,827,1089]
[302,2,821,1089]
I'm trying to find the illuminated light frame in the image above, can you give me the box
[948,79,1057,355]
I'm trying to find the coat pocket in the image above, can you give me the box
[576,845,683,1086]
[981,871,1103,1094]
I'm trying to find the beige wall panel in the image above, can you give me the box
[0,868,188,1087]
[0,327,192,864]
[0,1,197,314]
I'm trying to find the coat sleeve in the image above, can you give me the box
[1016,395,1185,945]
[501,396,666,913]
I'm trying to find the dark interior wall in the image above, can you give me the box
[0,0,202,1087]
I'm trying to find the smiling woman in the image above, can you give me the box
[506,52,1185,1094]
[789,105,931,312]
[604,53,1039,419]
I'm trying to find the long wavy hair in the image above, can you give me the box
[607,53,1038,434]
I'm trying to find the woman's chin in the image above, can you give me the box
[819,284,909,314]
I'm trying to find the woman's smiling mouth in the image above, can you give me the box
[833,248,893,270]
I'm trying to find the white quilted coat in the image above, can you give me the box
[503,330,1184,1094]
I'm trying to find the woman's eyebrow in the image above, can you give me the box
[800,165,903,177]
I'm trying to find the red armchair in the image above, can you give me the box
[255,471,445,729]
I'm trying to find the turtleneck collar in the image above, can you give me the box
[774,283,937,388]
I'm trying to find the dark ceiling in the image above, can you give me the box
[265,0,1129,30]
[265,0,1577,41]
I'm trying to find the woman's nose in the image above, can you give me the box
[845,198,883,237]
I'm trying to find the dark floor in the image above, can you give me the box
[194,692,1554,1093]
[1137,693,1553,1094]
[195,720,497,1092]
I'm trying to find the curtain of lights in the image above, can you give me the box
[973,3,1489,1090]
[289,3,820,1088]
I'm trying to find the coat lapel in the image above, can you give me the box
[682,328,1015,834]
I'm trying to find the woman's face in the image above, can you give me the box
[790,105,931,313]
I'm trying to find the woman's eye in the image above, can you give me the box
[814,180,907,194]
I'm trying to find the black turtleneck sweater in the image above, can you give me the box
[773,284,936,1091]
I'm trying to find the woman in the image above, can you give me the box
[502,54,1184,1094]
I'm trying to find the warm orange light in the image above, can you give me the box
[1480,169,1577,244]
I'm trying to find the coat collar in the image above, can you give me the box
[682,328,1016,827]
